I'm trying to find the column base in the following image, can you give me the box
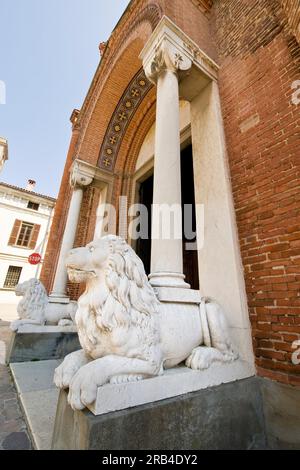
[48,294,70,304]
[149,272,190,289]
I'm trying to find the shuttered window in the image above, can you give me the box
[16,222,34,247]
[8,220,41,249]
[28,224,41,249]
[8,219,21,246]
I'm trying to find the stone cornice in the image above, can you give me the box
[70,159,114,189]
[0,202,53,219]
[140,16,219,84]
[0,182,56,205]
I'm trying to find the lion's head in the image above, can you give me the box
[15,278,48,321]
[66,235,160,333]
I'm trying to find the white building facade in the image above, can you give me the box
[0,181,55,321]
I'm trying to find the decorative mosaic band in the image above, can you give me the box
[98,68,152,171]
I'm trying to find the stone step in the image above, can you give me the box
[10,360,61,450]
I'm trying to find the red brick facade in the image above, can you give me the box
[41,0,300,386]
[213,0,300,387]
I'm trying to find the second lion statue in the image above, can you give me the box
[11,279,77,331]
[54,235,238,410]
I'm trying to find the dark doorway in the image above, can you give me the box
[181,144,199,290]
[136,144,199,289]
[135,174,153,275]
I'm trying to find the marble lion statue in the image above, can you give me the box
[11,278,77,331]
[54,235,238,411]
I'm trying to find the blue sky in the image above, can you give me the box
[0,0,129,197]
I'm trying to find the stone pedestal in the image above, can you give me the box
[52,377,266,450]
[7,325,80,363]
[87,360,253,416]
[261,379,300,450]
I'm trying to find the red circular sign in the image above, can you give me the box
[28,253,42,265]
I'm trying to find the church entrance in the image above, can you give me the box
[136,144,199,290]
[136,174,153,277]
[181,144,199,290]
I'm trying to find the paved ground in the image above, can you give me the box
[0,321,32,450]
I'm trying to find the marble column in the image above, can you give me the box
[143,45,192,288]
[49,163,93,302]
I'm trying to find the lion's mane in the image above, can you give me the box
[101,236,159,330]
[76,236,161,361]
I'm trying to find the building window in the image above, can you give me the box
[27,201,39,211]
[3,266,22,289]
[16,222,34,247]
[8,220,41,249]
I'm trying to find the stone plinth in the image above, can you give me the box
[88,360,253,416]
[261,379,300,450]
[7,325,80,363]
[52,376,266,450]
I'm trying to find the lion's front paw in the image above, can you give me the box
[68,362,106,411]
[54,361,77,390]
[54,350,90,389]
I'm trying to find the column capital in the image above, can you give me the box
[144,43,192,84]
[70,159,95,189]
[140,16,193,85]
[140,16,219,86]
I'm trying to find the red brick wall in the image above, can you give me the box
[280,0,300,43]
[212,0,300,386]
